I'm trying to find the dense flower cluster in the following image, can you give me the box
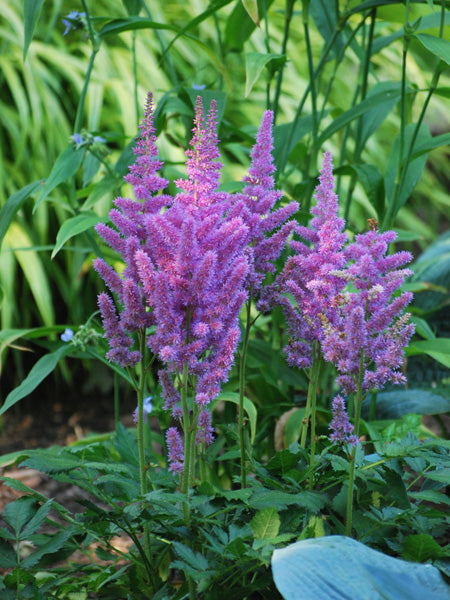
[232,110,299,306]
[328,395,358,447]
[281,151,414,442]
[282,152,348,369]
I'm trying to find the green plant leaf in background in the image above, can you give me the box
[213,392,257,443]
[98,17,178,38]
[361,389,450,420]
[271,536,450,600]
[225,0,274,51]
[414,33,450,67]
[0,180,43,249]
[22,0,44,61]
[0,345,71,416]
[250,507,280,540]
[242,0,259,26]
[244,53,284,97]
[34,145,86,212]
[402,534,448,563]
[51,211,104,259]
[4,223,55,326]
[407,338,450,369]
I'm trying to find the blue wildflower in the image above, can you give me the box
[62,11,86,36]
[133,396,153,423]
[61,328,74,342]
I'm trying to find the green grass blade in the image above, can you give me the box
[23,0,44,61]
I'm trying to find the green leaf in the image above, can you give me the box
[114,422,139,467]
[273,115,314,170]
[225,0,274,51]
[359,82,402,149]
[272,536,450,600]
[171,541,209,571]
[20,499,53,539]
[423,467,450,484]
[249,489,325,512]
[362,389,450,420]
[0,346,71,416]
[414,34,450,67]
[99,17,178,37]
[242,0,259,26]
[409,490,450,507]
[402,534,447,562]
[250,507,280,540]
[411,133,450,161]
[407,338,450,368]
[318,86,405,147]
[23,0,44,61]
[213,392,257,443]
[0,180,43,250]
[0,540,16,569]
[22,526,79,568]
[384,123,430,218]
[244,53,284,97]
[35,145,86,212]
[122,0,142,15]
[3,497,37,535]
[22,449,82,474]
[52,211,102,259]
[411,231,450,313]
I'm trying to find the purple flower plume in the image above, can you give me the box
[233,110,299,306]
[282,151,415,396]
[94,92,170,366]
[166,427,184,474]
[282,151,348,369]
[329,395,358,447]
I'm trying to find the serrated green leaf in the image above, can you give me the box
[423,467,450,484]
[0,180,43,250]
[20,499,53,539]
[250,489,325,512]
[22,526,78,568]
[23,0,44,61]
[171,541,209,571]
[244,53,283,97]
[114,422,139,467]
[0,346,70,416]
[409,490,450,506]
[52,211,102,258]
[22,450,81,474]
[35,145,85,212]
[403,534,447,562]
[0,540,16,569]
[250,507,280,540]
[3,497,37,535]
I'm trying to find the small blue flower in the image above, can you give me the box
[192,83,206,90]
[61,328,74,342]
[133,396,153,423]
[93,135,106,144]
[62,11,86,36]
[72,133,83,145]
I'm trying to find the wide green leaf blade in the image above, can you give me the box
[35,145,85,212]
[225,0,274,51]
[0,180,43,250]
[0,346,71,416]
[317,86,405,146]
[362,389,450,419]
[99,17,178,37]
[51,211,102,258]
[272,536,450,600]
[214,392,257,443]
[23,0,44,61]
[244,53,284,97]
[250,507,280,540]
[407,338,450,368]
[414,33,450,67]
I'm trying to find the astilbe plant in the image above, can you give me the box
[281,150,415,532]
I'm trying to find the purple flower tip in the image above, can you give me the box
[329,395,358,447]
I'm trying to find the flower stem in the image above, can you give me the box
[239,298,252,488]
[136,330,153,580]
[345,350,364,537]
[308,343,321,488]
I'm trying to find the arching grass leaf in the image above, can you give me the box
[0,180,43,250]
[23,0,44,61]
[51,211,104,258]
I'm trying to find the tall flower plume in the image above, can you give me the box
[233,110,299,306]
[282,151,348,369]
